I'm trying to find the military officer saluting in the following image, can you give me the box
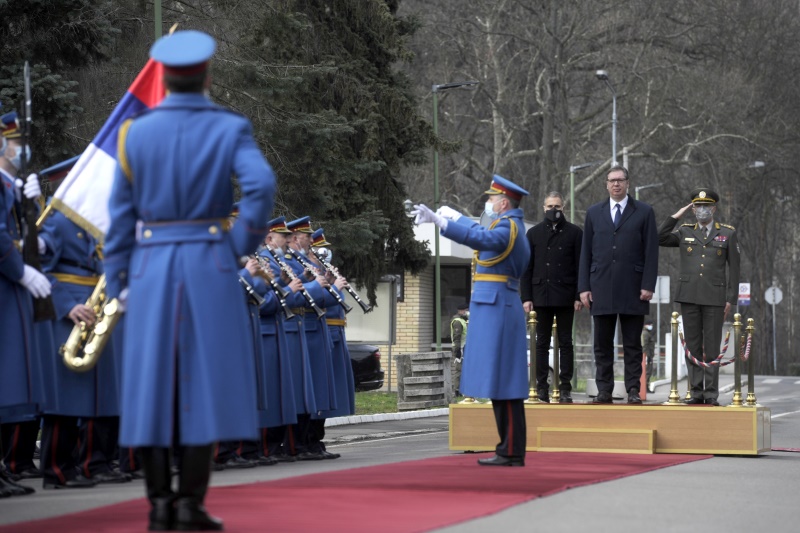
[658,187,740,406]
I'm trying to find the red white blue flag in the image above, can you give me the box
[50,60,165,242]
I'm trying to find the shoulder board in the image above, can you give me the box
[151,105,246,119]
[720,223,735,230]
[285,253,292,259]
[681,223,695,227]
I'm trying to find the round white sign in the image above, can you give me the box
[765,286,783,305]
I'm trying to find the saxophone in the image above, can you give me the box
[60,274,124,373]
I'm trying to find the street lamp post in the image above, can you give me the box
[634,182,664,378]
[635,182,663,200]
[596,70,618,165]
[432,80,479,351]
[155,0,162,38]
[569,161,603,223]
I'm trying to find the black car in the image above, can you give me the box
[346,343,385,391]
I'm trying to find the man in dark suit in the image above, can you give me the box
[520,191,583,403]
[658,188,740,406]
[578,166,659,404]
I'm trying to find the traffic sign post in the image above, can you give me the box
[765,284,783,374]
[738,282,751,307]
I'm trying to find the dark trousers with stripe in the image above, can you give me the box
[119,446,141,473]
[307,418,327,453]
[261,426,286,457]
[491,399,527,458]
[40,415,80,484]
[78,416,119,476]
[1,420,40,474]
[285,414,311,455]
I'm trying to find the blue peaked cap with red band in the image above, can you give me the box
[150,30,216,73]
[484,175,529,201]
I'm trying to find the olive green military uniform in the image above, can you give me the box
[659,206,740,402]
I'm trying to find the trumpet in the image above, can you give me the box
[265,246,325,318]
[287,247,353,314]
[60,274,123,373]
[310,248,372,313]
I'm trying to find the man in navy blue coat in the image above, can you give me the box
[578,166,658,404]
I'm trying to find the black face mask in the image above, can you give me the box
[544,208,563,223]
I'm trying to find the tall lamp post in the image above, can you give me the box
[634,182,664,378]
[635,182,663,200]
[569,161,603,222]
[595,70,618,165]
[432,80,479,351]
[155,0,162,38]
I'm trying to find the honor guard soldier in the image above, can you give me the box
[659,188,740,406]
[285,216,337,460]
[412,175,531,467]
[0,110,50,497]
[308,228,355,458]
[37,211,129,487]
[103,30,276,530]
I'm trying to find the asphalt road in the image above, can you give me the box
[2,375,799,531]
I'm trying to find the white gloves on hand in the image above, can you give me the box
[22,174,41,200]
[411,204,448,230]
[117,288,129,313]
[38,236,46,255]
[436,206,462,222]
[19,265,52,298]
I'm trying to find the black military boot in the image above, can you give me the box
[140,447,175,531]
[174,445,222,531]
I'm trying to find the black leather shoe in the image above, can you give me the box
[627,391,642,404]
[684,398,705,405]
[43,475,96,489]
[559,392,573,404]
[0,472,35,495]
[296,451,325,461]
[91,470,131,484]
[273,454,297,463]
[14,468,42,480]
[320,450,341,459]
[537,390,549,403]
[592,392,613,404]
[705,398,720,406]
[477,454,525,467]
[221,456,256,469]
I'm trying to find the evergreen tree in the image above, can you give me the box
[0,0,117,165]
[213,0,432,301]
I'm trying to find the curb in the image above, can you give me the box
[325,407,449,427]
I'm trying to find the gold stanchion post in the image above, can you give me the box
[666,312,682,404]
[730,313,743,407]
[525,311,539,403]
[550,317,560,403]
[745,318,757,406]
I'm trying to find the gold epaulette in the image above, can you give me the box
[720,223,735,230]
[285,253,292,259]
[681,223,695,227]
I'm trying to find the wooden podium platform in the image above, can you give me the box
[449,403,771,455]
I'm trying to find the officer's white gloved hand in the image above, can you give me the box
[411,204,448,230]
[19,265,52,298]
[22,174,41,200]
[38,236,46,255]
[436,206,462,222]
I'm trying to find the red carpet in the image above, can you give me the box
[2,452,710,533]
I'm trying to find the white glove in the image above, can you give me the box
[19,265,52,298]
[316,247,332,262]
[22,174,41,200]
[411,204,448,230]
[117,288,129,313]
[436,206,462,222]
[38,236,46,255]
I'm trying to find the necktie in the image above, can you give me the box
[702,226,708,239]
[613,204,621,228]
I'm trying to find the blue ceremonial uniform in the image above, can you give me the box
[321,286,356,418]
[104,92,276,448]
[441,210,530,400]
[0,169,47,422]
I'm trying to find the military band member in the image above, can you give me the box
[659,188,740,406]
[309,228,355,458]
[104,30,276,530]
[285,216,337,460]
[412,175,531,467]
[0,110,50,497]
[37,211,128,487]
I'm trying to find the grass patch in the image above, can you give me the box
[355,391,398,415]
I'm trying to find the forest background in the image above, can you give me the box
[2,0,799,375]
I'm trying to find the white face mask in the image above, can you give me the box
[645,325,653,331]
[484,200,498,219]
[8,145,30,171]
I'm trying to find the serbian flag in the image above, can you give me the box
[49,59,165,242]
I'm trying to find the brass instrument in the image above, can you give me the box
[310,248,372,313]
[60,274,123,373]
[265,246,325,318]
[287,247,353,314]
